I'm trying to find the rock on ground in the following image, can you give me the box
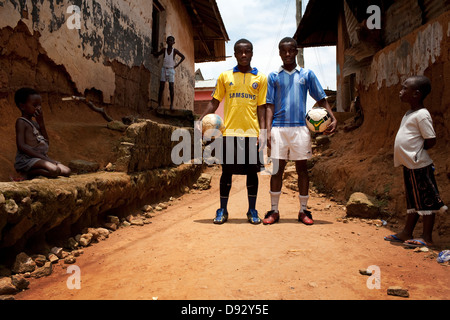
[346,192,380,219]
[11,253,36,274]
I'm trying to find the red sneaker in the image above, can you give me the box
[263,210,280,225]
[298,210,314,225]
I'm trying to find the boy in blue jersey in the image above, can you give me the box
[262,37,337,225]
[197,39,267,225]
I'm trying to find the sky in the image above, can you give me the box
[194,0,337,109]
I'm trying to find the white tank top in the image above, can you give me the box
[163,48,175,68]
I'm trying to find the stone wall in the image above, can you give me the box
[0,113,200,261]
[0,165,202,261]
[114,119,194,173]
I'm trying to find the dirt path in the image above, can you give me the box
[15,166,450,300]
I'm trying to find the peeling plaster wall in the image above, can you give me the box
[0,0,195,110]
[353,11,450,154]
[357,20,444,89]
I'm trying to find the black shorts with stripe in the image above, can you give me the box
[403,164,445,214]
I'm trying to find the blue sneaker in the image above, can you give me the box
[247,209,261,224]
[214,208,228,224]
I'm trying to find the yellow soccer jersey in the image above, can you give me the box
[213,66,267,137]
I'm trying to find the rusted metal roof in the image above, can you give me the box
[294,0,449,49]
[183,0,230,63]
[423,0,450,22]
[293,0,341,47]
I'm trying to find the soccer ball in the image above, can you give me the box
[305,107,331,133]
[201,113,225,138]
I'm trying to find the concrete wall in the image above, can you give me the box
[0,0,195,111]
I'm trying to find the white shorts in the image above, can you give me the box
[161,67,175,82]
[270,126,312,161]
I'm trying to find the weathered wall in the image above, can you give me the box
[0,117,201,259]
[114,119,194,173]
[312,11,450,236]
[0,0,195,110]
[162,0,195,110]
[0,164,202,260]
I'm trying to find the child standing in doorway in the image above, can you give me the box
[153,36,185,110]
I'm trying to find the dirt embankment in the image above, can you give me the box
[311,81,450,239]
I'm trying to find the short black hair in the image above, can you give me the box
[167,36,175,41]
[14,87,38,108]
[410,75,431,99]
[279,37,297,49]
[234,39,253,51]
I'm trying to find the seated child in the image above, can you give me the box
[14,87,71,179]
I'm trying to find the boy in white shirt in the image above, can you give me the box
[384,76,447,248]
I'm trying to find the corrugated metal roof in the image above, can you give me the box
[423,0,450,22]
[294,0,450,49]
[293,0,341,47]
[183,0,230,63]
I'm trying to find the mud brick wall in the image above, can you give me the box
[114,120,194,173]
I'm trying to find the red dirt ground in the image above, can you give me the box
[15,166,450,300]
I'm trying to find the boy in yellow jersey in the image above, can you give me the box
[197,39,267,224]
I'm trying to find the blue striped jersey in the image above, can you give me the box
[267,66,327,127]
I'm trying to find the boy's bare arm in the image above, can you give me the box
[266,103,274,149]
[317,98,337,134]
[152,48,165,57]
[257,104,266,150]
[16,120,54,163]
[199,98,220,121]
[424,137,436,150]
[33,105,49,141]
[174,49,185,68]
[257,104,266,130]
[194,98,220,132]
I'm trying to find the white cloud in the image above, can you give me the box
[195,0,336,109]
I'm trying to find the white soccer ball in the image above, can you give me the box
[201,113,225,138]
[305,107,332,133]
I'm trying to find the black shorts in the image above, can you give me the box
[403,164,445,215]
[221,136,264,175]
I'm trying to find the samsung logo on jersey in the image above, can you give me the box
[229,92,256,100]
